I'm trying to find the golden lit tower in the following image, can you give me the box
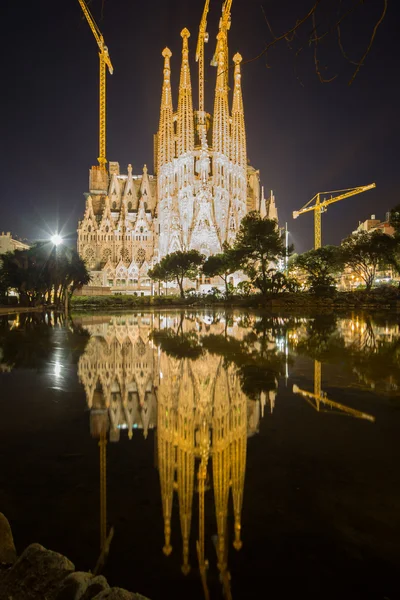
[177,29,195,157]
[227,52,247,242]
[157,48,175,173]
[231,53,246,173]
[177,361,195,574]
[212,30,230,158]
[230,373,247,551]
[212,367,232,582]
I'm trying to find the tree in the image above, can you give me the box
[150,250,205,298]
[148,262,173,295]
[389,204,400,236]
[232,212,286,295]
[294,245,343,296]
[202,245,237,297]
[0,243,90,309]
[340,231,397,291]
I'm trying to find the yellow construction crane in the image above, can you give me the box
[211,0,232,79]
[78,0,113,170]
[293,360,375,422]
[293,183,376,249]
[196,0,210,146]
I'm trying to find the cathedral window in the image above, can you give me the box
[128,201,132,210]
[112,201,117,210]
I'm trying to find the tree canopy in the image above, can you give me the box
[232,212,286,295]
[294,245,343,295]
[390,204,400,236]
[202,245,237,296]
[340,231,397,291]
[148,250,205,298]
[0,243,90,309]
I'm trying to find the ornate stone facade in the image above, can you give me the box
[77,6,278,294]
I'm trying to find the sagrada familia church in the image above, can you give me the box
[77,2,278,294]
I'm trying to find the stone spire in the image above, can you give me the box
[260,186,267,217]
[212,31,230,157]
[267,190,279,222]
[158,48,174,171]
[177,29,194,156]
[231,53,246,171]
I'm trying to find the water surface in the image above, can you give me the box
[0,310,399,599]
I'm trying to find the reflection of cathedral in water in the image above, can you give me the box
[78,314,270,439]
[78,315,158,439]
[77,313,272,594]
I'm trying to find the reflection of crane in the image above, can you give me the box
[293,184,376,249]
[196,0,210,146]
[78,0,113,170]
[293,360,375,422]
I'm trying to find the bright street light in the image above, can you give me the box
[51,234,62,246]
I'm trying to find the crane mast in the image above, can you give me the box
[293,183,376,249]
[78,0,113,171]
[196,0,210,147]
[293,360,375,422]
[211,0,232,81]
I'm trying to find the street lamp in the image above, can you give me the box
[51,234,62,246]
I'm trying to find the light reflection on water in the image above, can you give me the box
[0,310,399,599]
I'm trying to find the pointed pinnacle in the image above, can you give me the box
[181,27,190,40]
[162,47,172,59]
[233,52,242,64]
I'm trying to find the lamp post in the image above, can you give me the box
[51,234,62,246]
[284,222,289,273]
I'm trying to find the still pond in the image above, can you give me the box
[0,310,399,599]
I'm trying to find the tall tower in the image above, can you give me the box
[211,21,232,244]
[157,47,177,257]
[228,52,247,243]
[177,29,196,248]
[154,0,267,264]
[177,29,195,158]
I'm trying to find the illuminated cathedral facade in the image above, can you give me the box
[77,5,278,294]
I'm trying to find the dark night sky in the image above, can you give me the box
[1,0,399,252]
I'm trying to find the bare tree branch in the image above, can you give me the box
[242,0,322,68]
[348,0,388,85]
[312,10,337,83]
[243,0,388,85]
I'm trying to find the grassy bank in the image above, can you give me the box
[70,287,400,312]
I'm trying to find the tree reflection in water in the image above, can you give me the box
[0,312,90,371]
[293,313,400,392]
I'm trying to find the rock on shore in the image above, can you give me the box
[0,515,150,600]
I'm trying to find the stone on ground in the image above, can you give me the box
[0,512,17,564]
[81,575,110,599]
[56,571,93,600]
[0,542,74,600]
[92,588,145,600]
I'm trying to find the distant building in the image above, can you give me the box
[339,212,398,290]
[0,232,30,255]
[353,213,395,236]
